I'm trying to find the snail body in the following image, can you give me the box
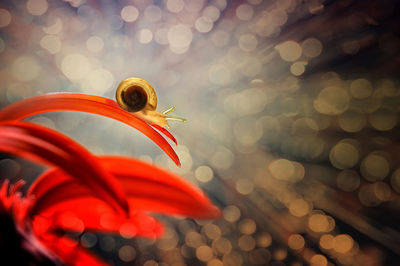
[115,77,185,127]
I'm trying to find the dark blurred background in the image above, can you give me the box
[1,0,400,265]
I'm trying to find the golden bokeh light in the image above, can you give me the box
[289,198,312,217]
[314,86,350,115]
[238,218,257,235]
[302,37,323,58]
[329,139,360,169]
[288,234,305,250]
[333,234,354,253]
[350,79,373,99]
[276,41,302,62]
[308,213,335,233]
[319,234,334,250]
[360,151,390,182]
[310,254,328,266]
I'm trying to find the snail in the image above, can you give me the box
[116,77,186,128]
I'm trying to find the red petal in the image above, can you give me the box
[0,93,180,165]
[102,156,220,219]
[30,156,220,219]
[0,122,128,216]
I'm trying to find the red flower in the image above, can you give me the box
[0,94,220,265]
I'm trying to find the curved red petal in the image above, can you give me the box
[0,122,128,216]
[0,93,180,165]
[102,156,220,219]
[30,156,220,220]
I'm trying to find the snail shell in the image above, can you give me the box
[115,78,157,113]
[116,77,186,128]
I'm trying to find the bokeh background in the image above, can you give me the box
[1,0,400,265]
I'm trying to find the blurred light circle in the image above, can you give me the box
[336,170,360,192]
[338,111,366,133]
[223,205,241,223]
[256,232,272,248]
[273,249,287,260]
[290,61,307,76]
[333,234,354,253]
[168,24,193,50]
[289,199,311,217]
[119,245,136,262]
[119,222,137,238]
[369,109,397,131]
[269,159,295,181]
[360,152,390,182]
[195,16,213,33]
[61,53,90,81]
[308,213,333,233]
[12,56,41,81]
[167,0,184,13]
[238,34,258,52]
[40,35,61,54]
[310,254,327,266]
[319,234,334,250]
[86,36,104,53]
[185,231,204,248]
[236,4,254,21]
[238,218,256,235]
[196,245,214,262]
[314,86,350,115]
[195,165,214,183]
[138,29,153,44]
[203,6,220,22]
[329,140,360,169]
[0,9,11,27]
[203,224,221,240]
[302,38,323,58]
[236,178,254,195]
[276,41,302,62]
[80,233,97,248]
[213,237,232,254]
[121,6,139,22]
[350,78,373,99]
[27,0,48,16]
[288,234,305,250]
